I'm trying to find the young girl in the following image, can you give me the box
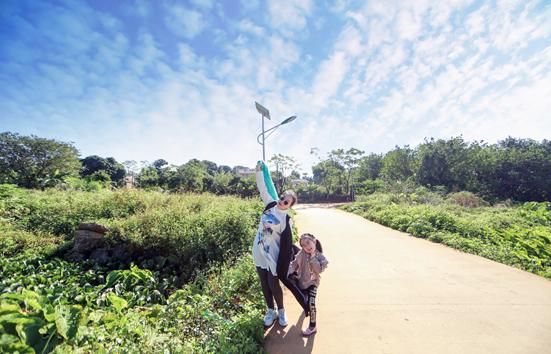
[289,233,329,336]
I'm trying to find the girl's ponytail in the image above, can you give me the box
[315,239,323,253]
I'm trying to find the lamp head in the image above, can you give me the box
[281,115,297,125]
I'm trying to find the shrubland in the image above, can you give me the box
[0,185,266,353]
[342,189,551,279]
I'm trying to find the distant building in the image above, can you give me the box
[235,166,255,178]
[290,179,309,186]
[124,174,135,188]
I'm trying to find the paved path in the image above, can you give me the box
[264,207,551,354]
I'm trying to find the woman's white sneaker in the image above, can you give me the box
[263,309,278,327]
[278,309,288,326]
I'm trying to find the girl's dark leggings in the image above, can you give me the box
[304,285,318,327]
[256,267,283,309]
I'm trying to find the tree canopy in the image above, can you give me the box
[0,132,81,189]
[81,155,126,184]
[2,131,548,202]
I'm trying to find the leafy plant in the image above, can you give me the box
[342,192,551,278]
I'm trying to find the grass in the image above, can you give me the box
[341,190,551,279]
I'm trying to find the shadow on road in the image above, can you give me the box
[264,312,315,354]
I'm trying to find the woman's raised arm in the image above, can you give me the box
[255,161,278,205]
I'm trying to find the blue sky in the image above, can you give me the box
[1,0,550,172]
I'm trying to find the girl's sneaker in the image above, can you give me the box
[263,309,278,327]
[278,309,288,326]
[302,326,317,336]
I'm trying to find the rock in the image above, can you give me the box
[65,250,85,262]
[89,248,110,263]
[111,243,135,262]
[77,223,109,234]
[74,229,105,253]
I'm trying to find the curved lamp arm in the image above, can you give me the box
[257,124,282,145]
[256,116,297,145]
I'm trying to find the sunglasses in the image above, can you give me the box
[279,197,290,206]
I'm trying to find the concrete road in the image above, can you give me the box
[264,207,551,354]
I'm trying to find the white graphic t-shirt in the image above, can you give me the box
[252,205,289,275]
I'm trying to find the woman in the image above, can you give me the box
[252,160,308,327]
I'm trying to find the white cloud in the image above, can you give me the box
[268,0,313,34]
[297,0,551,159]
[396,9,422,40]
[165,5,206,39]
[237,19,265,37]
[465,5,487,36]
[335,24,363,56]
[127,32,165,76]
[178,43,197,65]
[310,51,348,110]
[2,0,551,171]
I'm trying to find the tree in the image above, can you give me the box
[200,160,218,193]
[218,165,232,174]
[487,138,551,201]
[328,148,364,196]
[170,160,208,192]
[0,132,81,189]
[312,159,343,195]
[381,146,415,181]
[122,160,139,177]
[137,166,160,189]
[357,153,383,181]
[106,157,126,183]
[415,137,472,191]
[212,171,233,195]
[269,154,299,195]
[228,174,256,198]
[201,160,218,176]
[81,155,125,185]
[310,148,364,197]
[152,159,168,170]
[310,147,343,196]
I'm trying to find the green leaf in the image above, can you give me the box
[0,333,34,354]
[1,292,27,302]
[15,319,45,348]
[130,264,154,283]
[0,312,39,325]
[24,297,42,312]
[54,305,81,340]
[0,333,20,345]
[43,304,56,322]
[0,303,20,315]
[87,310,103,323]
[105,270,122,288]
[107,293,128,313]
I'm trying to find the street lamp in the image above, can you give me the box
[255,101,297,161]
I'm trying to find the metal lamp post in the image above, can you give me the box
[255,101,297,161]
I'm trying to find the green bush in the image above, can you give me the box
[0,226,62,257]
[1,253,265,353]
[61,176,110,191]
[355,179,385,195]
[447,191,489,208]
[0,188,150,236]
[0,189,267,352]
[104,195,261,281]
[342,193,551,278]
